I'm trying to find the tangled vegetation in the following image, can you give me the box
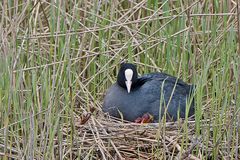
[0,0,239,159]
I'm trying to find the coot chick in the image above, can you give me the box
[102,63,195,122]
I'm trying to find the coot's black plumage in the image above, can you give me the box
[102,63,195,122]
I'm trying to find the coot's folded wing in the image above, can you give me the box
[138,72,195,96]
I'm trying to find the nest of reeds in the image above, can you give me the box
[64,109,224,160]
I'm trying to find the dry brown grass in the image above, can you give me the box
[0,0,240,159]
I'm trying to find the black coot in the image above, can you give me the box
[102,63,195,122]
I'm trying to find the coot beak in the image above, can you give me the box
[125,80,132,93]
[124,68,133,93]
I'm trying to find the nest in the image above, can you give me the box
[61,107,238,160]
[68,112,203,160]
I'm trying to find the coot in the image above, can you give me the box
[102,63,195,122]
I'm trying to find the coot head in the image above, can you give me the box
[117,63,138,93]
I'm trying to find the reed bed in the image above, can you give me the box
[0,0,240,159]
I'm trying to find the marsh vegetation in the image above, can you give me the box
[0,0,239,159]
